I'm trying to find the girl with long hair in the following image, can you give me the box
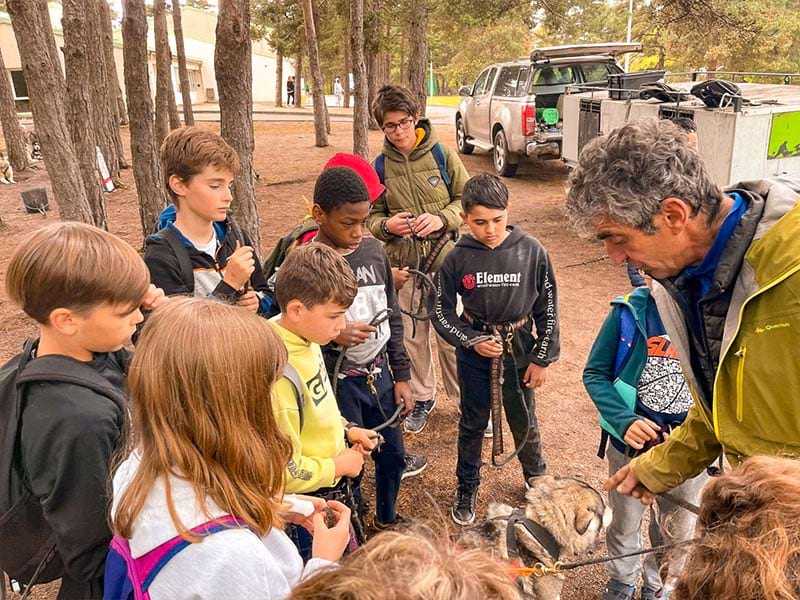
[111,297,348,599]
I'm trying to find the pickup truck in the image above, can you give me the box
[455,43,641,177]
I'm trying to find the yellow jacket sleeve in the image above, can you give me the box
[273,379,338,494]
[630,401,722,494]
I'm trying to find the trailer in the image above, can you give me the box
[562,82,800,186]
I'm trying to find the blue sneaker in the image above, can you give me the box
[602,580,636,600]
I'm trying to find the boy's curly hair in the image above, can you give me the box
[289,524,521,600]
[673,456,800,600]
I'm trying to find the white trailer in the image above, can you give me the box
[562,82,800,185]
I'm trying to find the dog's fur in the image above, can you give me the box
[458,475,612,600]
[0,151,14,184]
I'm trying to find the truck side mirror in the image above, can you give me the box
[458,85,471,97]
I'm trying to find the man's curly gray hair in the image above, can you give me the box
[565,118,723,235]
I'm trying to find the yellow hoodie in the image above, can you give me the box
[271,320,346,494]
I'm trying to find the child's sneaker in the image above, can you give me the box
[484,419,493,438]
[602,580,637,600]
[451,484,478,525]
[403,398,436,434]
[373,513,414,531]
[401,453,428,479]
[641,587,664,600]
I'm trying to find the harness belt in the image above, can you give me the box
[505,508,561,563]
[463,312,531,467]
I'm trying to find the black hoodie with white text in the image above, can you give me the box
[433,225,560,369]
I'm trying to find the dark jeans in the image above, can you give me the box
[336,367,405,524]
[456,354,545,488]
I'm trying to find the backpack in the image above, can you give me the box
[282,364,306,432]
[690,79,741,108]
[261,218,319,293]
[0,339,127,587]
[374,142,452,199]
[103,515,249,600]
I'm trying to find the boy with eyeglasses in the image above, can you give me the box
[366,84,470,437]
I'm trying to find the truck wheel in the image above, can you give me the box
[456,117,474,155]
[493,129,518,177]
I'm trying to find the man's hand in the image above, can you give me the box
[394,380,414,417]
[474,338,503,358]
[605,464,656,505]
[414,213,445,237]
[624,418,661,450]
[141,284,169,311]
[523,363,548,389]
[334,321,377,347]
[223,241,255,290]
[333,447,364,477]
[236,290,260,313]
[385,212,415,237]
[346,426,378,455]
[392,267,411,291]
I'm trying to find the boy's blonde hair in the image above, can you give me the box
[114,297,292,540]
[160,126,241,204]
[289,525,521,600]
[5,222,150,324]
[275,243,358,310]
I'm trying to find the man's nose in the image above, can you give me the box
[604,240,628,265]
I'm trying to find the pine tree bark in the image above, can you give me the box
[366,51,380,130]
[0,47,32,172]
[215,0,261,251]
[6,0,93,223]
[274,48,283,108]
[406,0,428,115]
[301,0,328,147]
[350,0,369,158]
[154,0,177,144]
[122,0,166,235]
[98,0,129,127]
[294,52,303,109]
[172,0,195,125]
[343,39,351,109]
[63,0,108,229]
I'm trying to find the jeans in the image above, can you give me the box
[605,444,707,589]
[455,353,545,487]
[336,367,405,524]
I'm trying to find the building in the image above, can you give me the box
[0,2,294,113]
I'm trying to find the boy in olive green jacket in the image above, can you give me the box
[366,84,470,436]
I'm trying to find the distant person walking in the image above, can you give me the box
[334,77,344,107]
[287,76,295,106]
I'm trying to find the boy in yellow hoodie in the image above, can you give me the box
[271,244,378,555]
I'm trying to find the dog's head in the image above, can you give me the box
[521,475,611,558]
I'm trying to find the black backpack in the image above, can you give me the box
[690,79,741,108]
[261,218,319,294]
[0,339,126,589]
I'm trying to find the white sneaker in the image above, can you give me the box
[484,420,493,438]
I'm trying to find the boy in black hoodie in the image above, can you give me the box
[433,173,560,525]
[1,223,166,598]
[144,127,273,314]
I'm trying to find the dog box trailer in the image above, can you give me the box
[562,82,800,186]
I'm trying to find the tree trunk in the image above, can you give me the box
[406,0,428,115]
[300,0,327,146]
[343,39,351,109]
[62,0,108,229]
[366,51,380,130]
[172,0,194,125]
[294,52,303,108]
[98,0,129,127]
[350,0,369,157]
[215,0,261,251]
[122,0,166,235]
[154,0,175,144]
[6,0,93,223]
[274,48,283,108]
[0,47,32,172]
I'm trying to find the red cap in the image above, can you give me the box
[323,153,384,203]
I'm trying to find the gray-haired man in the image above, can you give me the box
[566,118,800,507]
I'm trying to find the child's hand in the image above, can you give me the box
[414,213,444,237]
[346,427,378,455]
[474,339,503,358]
[394,381,414,417]
[385,212,415,237]
[333,447,364,477]
[223,241,255,290]
[311,500,351,562]
[392,267,411,291]
[236,290,260,313]
[334,321,376,347]
[523,363,548,389]
[623,418,661,450]
[141,284,169,311]
[280,494,327,533]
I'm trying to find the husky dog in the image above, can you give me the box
[27,130,43,161]
[458,475,612,600]
[0,151,14,184]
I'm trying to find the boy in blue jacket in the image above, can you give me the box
[583,285,707,600]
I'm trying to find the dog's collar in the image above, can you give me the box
[506,508,561,562]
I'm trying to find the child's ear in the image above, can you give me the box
[284,299,306,320]
[47,308,80,337]
[311,204,325,225]
[168,174,188,199]
[460,210,467,222]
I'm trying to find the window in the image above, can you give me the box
[483,67,498,95]
[10,70,30,112]
[581,63,612,83]
[494,66,525,97]
[529,65,574,88]
[472,69,490,96]
[188,69,202,90]
[515,66,530,96]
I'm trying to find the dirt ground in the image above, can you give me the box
[0,121,633,599]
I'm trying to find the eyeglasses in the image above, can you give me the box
[381,117,415,134]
